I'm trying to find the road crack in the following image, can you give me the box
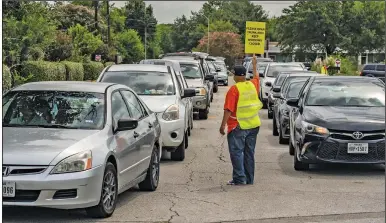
[165,195,180,223]
[164,192,221,207]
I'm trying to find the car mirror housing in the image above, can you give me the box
[182,88,196,98]
[259,72,264,77]
[205,74,215,81]
[116,118,138,132]
[286,98,299,107]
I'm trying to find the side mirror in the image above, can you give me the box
[205,74,215,81]
[272,92,280,99]
[182,88,196,98]
[286,98,299,107]
[272,87,280,93]
[259,72,264,77]
[115,118,138,132]
[216,68,221,72]
[248,70,253,74]
[265,82,272,87]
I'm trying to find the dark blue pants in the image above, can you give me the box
[227,126,259,184]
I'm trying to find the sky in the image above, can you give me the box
[112,1,296,24]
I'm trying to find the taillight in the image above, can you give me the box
[360,71,363,76]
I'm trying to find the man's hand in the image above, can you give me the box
[252,54,257,66]
[219,125,226,135]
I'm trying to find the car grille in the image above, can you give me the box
[3,190,40,202]
[317,141,385,162]
[330,131,385,141]
[3,166,47,176]
[53,189,77,199]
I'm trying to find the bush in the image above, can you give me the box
[83,62,104,80]
[61,61,84,81]
[104,62,115,67]
[20,61,66,83]
[3,65,12,92]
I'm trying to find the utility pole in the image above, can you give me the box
[94,1,98,31]
[145,26,147,59]
[107,0,110,44]
[203,15,209,54]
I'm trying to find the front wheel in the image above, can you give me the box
[289,140,295,156]
[294,148,309,171]
[213,84,218,93]
[171,134,186,161]
[139,145,160,191]
[272,114,279,136]
[198,108,208,120]
[86,162,118,218]
[268,110,273,119]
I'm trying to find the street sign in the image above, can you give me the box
[95,55,101,62]
[335,59,341,67]
[245,21,266,54]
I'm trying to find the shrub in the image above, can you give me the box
[61,61,84,81]
[2,65,12,92]
[20,61,66,83]
[104,62,115,67]
[83,62,104,80]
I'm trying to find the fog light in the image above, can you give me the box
[196,101,202,106]
[171,132,177,139]
[301,142,312,155]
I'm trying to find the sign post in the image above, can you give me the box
[244,21,266,56]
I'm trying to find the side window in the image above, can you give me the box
[376,65,385,71]
[364,65,376,70]
[120,90,145,120]
[173,72,183,95]
[111,92,131,125]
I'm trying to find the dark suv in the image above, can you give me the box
[360,64,385,82]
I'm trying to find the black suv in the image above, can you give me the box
[360,64,385,82]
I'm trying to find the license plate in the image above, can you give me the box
[347,143,368,154]
[3,182,16,197]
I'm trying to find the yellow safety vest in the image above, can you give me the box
[321,66,327,75]
[231,81,263,129]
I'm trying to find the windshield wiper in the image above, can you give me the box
[184,76,199,79]
[3,123,77,129]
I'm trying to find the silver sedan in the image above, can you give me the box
[2,81,162,218]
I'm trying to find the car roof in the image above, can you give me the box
[10,81,116,93]
[140,59,181,72]
[176,60,200,65]
[107,64,169,72]
[269,62,301,66]
[283,72,319,76]
[312,76,383,82]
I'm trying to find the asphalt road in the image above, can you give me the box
[3,78,385,223]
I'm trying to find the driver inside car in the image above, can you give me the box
[9,100,49,125]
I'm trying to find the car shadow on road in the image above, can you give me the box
[3,188,142,222]
[278,152,385,178]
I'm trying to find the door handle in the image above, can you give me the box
[133,131,139,138]
[148,123,153,128]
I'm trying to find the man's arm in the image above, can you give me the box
[220,109,232,129]
[251,54,260,93]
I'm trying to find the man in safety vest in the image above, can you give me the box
[219,55,263,185]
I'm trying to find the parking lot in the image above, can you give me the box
[3,78,385,223]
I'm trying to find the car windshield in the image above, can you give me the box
[2,91,105,129]
[267,65,304,77]
[180,63,203,79]
[215,62,227,71]
[286,81,306,98]
[281,76,310,94]
[102,71,175,95]
[306,81,385,107]
[274,74,287,86]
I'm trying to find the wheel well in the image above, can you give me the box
[107,155,117,170]
[154,140,160,150]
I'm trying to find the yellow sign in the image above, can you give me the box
[245,21,266,54]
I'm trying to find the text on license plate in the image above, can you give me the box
[3,182,16,197]
[347,143,368,154]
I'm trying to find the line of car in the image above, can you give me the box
[2,52,229,218]
[256,61,385,171]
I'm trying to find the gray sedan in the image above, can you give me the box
[2,81,162,218]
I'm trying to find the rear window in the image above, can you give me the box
[363,65,376,70]
[274,74,287,86]
[267,65,304,78]
[376,65,385,71]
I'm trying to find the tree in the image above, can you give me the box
[113,29,145,63]
[195,32,243,67]
[68,24,104,62]
[266,17,279,42]
[156,24,175,54]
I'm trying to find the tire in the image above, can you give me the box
[86,162,118,218]
[272,114,279,136]
[224,83,228,86]
[139,146,160,191]
[185,131,189,149]
[198,108,208,120]
[171,135,185,161]
[213,84,218,93]
[262,101,268,109]
[279,122,289,144]
[294,148,309,171]
[289,140,295,156]
[187,127,191,136]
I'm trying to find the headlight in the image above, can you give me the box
[51,151,92,174]
[162,104,179,121]
[196,87,207,96]
[301,121,329,135]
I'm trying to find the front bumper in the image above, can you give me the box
[279,115,290,138]
[218,77,228,85]
[192,95,208,110]
[3,165,104,209]
[298,134,385,164]
[158,116,185,149]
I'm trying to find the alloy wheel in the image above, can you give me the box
[152,152,160,187]
[102,171,117,212]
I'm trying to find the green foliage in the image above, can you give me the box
[113,29,145,63]
[156,24,174,54]
[68,24,104,62]
[3,65,12,92]
[104,62,116,67]
[61,61,84,81]
[20,61,66,84]
[94,44,117,62]
[45,31,73,61]
[83,62,104,80]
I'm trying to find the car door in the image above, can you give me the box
[174,72,189,131]
[110,91,139,186]
[120,90,155,176]
[181,75,193,121]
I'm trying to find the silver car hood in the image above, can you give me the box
[217,72,228,77]
[140,95,177,113]
[186,78,204,88]
[3,127,100,165]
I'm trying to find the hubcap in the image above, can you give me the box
[152,152,160,186]
[102,172,116,211]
